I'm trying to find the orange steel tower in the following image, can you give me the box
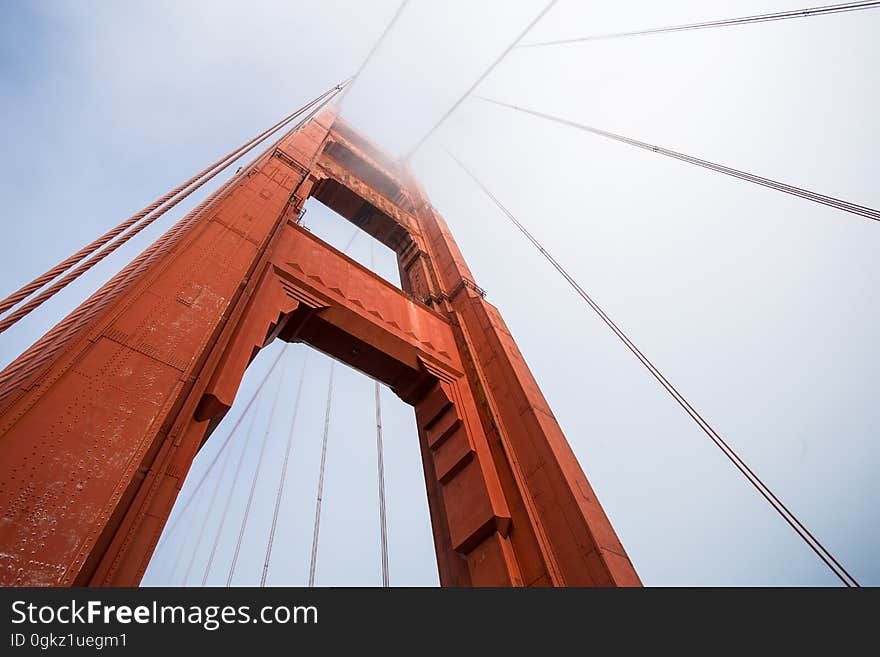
[0,109,640,586]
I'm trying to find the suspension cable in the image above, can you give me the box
[301,227,364,586]
[0,81,349,335]
[450,153,860,587]
[518,2,880,48]
[371,242,390,587]
[404,0,558,159]
[374,382,390,586]
[165,487,213,586]
[0,140,272,399]
[157,346,287,551]
[17,80,344,388]
[0,86,339,321]
[200,390,264,585]
[338,0,411,107]
[0,79,340,408]
[180,437,236,586]
[341,226,362,253]
[261,352,309,587]
[474,96,880,223]
[309,362,335,587]
[227,346,289,586]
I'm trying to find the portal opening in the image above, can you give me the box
[299,196,403,290]
[143,341,439,587]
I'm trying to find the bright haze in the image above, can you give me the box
[0,0,877,586]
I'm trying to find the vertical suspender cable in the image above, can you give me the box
[261,352,309,587]
[341,227,361,253]
[309,362,335,587]
[201,391,263,585]
[165,491,212,585]
[374,381,390,587]
[370,242,390,587]
[404,0,558,159]
[179,441,235,586]
[302,228,359,587]
[0,85,339,319]
[226,346,289,586]
[517,1,880,48]
[0,82,349,334]
[157,346,286,552]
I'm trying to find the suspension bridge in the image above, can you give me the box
[0,1,876,587]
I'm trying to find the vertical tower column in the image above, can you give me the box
[400,173,641,586]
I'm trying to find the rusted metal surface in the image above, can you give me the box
[0,108,640,586]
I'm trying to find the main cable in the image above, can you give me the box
[449,152,860,587]
[0,90,333,319]
[404,0,558,159]
[371,242,390,587]
[519,2,880,48]
[474,96,880,223]
[156,345,287,551]
[0,81,348,334]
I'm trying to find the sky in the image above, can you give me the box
[0,0,877,586]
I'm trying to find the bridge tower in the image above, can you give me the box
[0,109,640,586]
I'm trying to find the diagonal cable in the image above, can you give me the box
[200,391,263,585]
[449,151,860,587]
[518,2,880,48]
[474,96,880,223]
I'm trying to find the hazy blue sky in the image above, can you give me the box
[0,1,877,586]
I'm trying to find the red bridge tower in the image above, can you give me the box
[0,109,640,587]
